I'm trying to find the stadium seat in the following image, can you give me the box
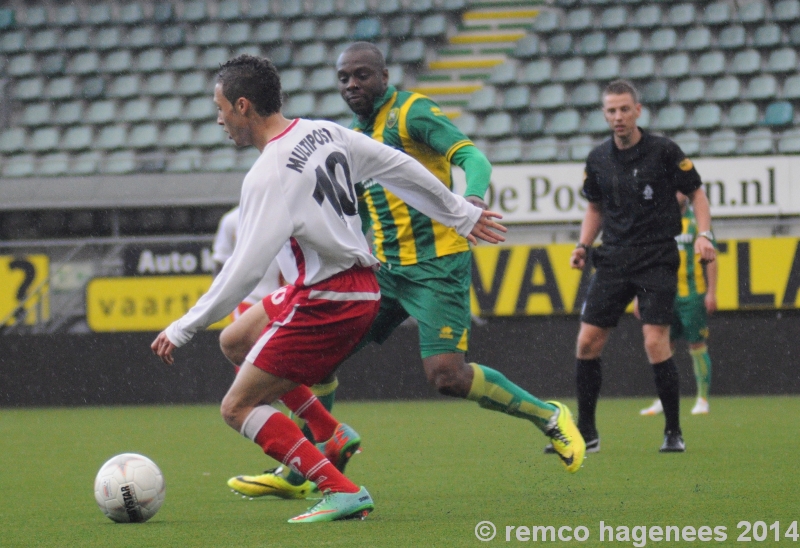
[718,25,746,49]
[652,105,687,131]
[343,0,369,16]
[488,61,518,86]
[205,148,238,171]
[647,28,677,52]
[415,14,449,39]
[246,0,270,18]
[87,4,112,25]
[143,72,174,96]
[129,124,159,149]
[710,76,742,102]
[520,59,552,84]
[630,5,662,28]
[21,6,46,27]
[153,98,184,121]
[13,78,44,100]
[392,39,426,64]
[317,93,349,118]
[137,49,165,73]
[638,106,651,128]
[553,58,586,82]
[578,32,607,56]
[610,30,643,53]
[222,23,252,45]
[408,0,434,14]
[306,68,337,93]
[667,4,695,26]
[738,0,767,24]
[176,72,208,96]
[763,101,793,126]
[162,123,193,148]
[7,54,36,77]
[487,138,523,164]
[740,128,774,154]
[0,128,27,153]
[278,69,304,94]
[523,137,559,162]
[38,152,70,176]
[21,103,52,127]
[54,101,83,125]
[600,6,629,29]
[121,99,151,123]
[783,75,800,99]
[0,7,13,29]
[570,82,600,107]
[729,50,761,75]
[672,130,701,156]
[29,29,59,51]
[201,47,229,70]
[217,0,242,20]
[42,53,66,75]
[466,87,497,113]
[566,8,594,31]
[568,135,594,161]
[102,50,133,74]
[95,27,121,50]
[295,43,328,67]
[376,0,402,15]
[696,51,726,76]
[452,113,477,136]
[284,93,316,118]
[512,35,540,59]
[170,47,199,71]
[725,102,759,127]
[545,109,580,135]
[70,151,103,175]
[95,125,128,150]
[269,45,293,68]
[753,24,782,49]
[61,126,94,151]
[789,24,800,45]
[478,113,513,138]
[161,26,186,47]
[703,129,738,155]
[773,0,800,22]
[703,2,733,26]
[518,111,545,137]
[388,15,413,39]
[766,48,798,73]
[102,151,137,174]
[2,154,36,178]
[680,27,712,51]
[194,22,222,45]
[84,100,116,125]
[180,0,208,22]
[108,75,142,98]
[778,128,800,153]
[625,54,655,79]
[1,31,25,53]
[660,53,690,78]
[547,33,573,56]
[45,77,75,100]
[591,56,621,80]
[582,110,609,134]
[532,11,560,34]
[183,97,216,121]
[194,122,226,147]
[689,103,722,130]
[744,75,778,101]
[119,3,145,24]
[502,85,531,111]
[290,19,317,43]
[64,28,90,51]
[68,51,100,74]
[641,80,669,104]
[537,85,566,110]
[318,18,351,41]
[674,78,706,103]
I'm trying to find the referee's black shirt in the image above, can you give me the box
[583,129,702,247]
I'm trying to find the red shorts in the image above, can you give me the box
[245,267,380,386]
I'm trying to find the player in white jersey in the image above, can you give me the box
[150,54,506,523]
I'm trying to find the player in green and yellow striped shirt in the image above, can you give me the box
[641,192,717,416]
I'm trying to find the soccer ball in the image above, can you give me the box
[94,453,165,523]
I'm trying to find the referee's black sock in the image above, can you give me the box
[576,358,602,440]
[652,358,681,434]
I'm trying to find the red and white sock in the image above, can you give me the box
[280,385,338,443]
[241,405,358,494]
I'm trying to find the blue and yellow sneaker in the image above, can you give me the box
[317,423,361,473]
[544,401,586,473]
[288,487,374,523]
[227,467,315,499]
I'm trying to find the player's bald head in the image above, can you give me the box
[338,42,386,71]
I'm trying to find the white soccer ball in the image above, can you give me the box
[94,453,165,523]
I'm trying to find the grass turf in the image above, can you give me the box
[1,397,798,547]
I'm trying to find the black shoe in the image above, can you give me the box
[659,430,685,452]
[545,437,600,454]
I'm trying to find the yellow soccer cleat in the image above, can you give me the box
[544,401,586,473]
[227,467,315,499]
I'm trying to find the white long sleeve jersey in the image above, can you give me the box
[166,118,482,347]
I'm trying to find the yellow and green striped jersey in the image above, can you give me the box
[675,207,707,298]
[351,86,474,266]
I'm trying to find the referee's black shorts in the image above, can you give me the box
[580,242,679,328]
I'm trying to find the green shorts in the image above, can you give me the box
[671,294,708,344]
[361,251,472,359]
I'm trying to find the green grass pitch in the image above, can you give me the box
[1,397,798,547]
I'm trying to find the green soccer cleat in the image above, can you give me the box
[288,487,374,523]
[544,401,586,473]
[227,467,315,499]
[317,423,361,473]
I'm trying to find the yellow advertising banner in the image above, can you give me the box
[0,254,50,326]
[470,237,800,316]
[86,276,231,332]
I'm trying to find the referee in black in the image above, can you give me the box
[565,80,715,453]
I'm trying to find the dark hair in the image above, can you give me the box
[216,54,282,116]
[341,41,387,70]
[603,79,639,104]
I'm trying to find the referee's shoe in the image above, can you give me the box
[659,430,686,452]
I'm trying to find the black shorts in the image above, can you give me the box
[580,242,679,328]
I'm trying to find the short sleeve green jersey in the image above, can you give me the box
[351,86,475,266]
[676,207,706,298]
